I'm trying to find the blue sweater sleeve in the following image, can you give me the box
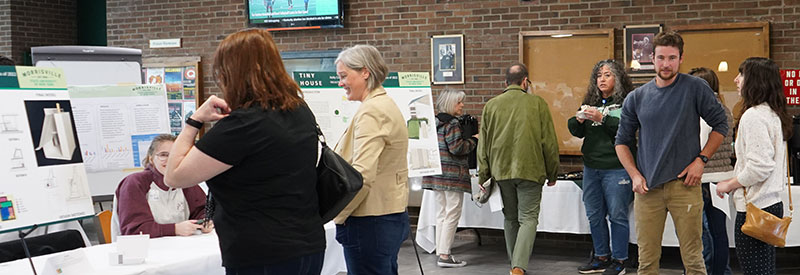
[615,91,638,146]
[696,83,729,137]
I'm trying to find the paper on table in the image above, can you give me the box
[43,249,94,275]
[709,183,731,220]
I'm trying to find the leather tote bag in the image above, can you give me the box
[314,124,363,223]
[740,150,793,247]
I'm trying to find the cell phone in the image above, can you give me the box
[195,219,206,225]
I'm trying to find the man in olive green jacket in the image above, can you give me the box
[477,63,560,275]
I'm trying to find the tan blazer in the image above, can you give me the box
[333,87,409,224]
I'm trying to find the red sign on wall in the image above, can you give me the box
[783,69,800,105]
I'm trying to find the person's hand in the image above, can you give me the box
[632,174,648,194]
[575,110,586,123]
[546,179,556,187]
[200,220,214,233]
[191,95,231,123]
[583,107,603,122]
[175,220,203,236]
[678,158,704,186]
[472,134,479,139]
[716,178,742,198]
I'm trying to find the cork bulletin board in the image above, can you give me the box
[519,29,615,155]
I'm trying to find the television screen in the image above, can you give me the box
[247,0,344,30]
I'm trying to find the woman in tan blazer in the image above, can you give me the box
[333,44,410,275]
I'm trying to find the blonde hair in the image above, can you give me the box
[143,134,176,167]
[335,45,389,93]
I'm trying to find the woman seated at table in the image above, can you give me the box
[116,134,211,237]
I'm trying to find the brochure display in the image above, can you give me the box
[295,72,442,177]
[0,66,94,234]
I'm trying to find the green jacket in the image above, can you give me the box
[477,85,560,185]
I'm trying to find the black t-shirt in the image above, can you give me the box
[194,104,325,268]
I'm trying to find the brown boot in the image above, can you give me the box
[510,267,525,275]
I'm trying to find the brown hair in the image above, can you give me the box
[213,28,303,111]
[143,134,176,167]
[737,57,793,141]
[652,31,684,57]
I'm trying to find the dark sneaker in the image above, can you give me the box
[578,257,610,274]
[602,260,626,275]
[437,256,467,268]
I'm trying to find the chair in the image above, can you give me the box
[95,210,112,244]
[110,195,121,242]
[0,229,85,263]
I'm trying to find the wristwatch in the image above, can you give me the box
[697,154,709,164]
[185,116,203,129]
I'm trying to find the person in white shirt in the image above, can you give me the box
[716,57,793,275]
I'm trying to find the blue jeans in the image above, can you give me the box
[582,166,633,260]
[224,251,323,275]
[336,211,410,275]
[701,183,732,275]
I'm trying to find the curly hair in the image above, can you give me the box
[581,59,633,106]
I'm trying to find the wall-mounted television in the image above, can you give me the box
[247,0,344,31]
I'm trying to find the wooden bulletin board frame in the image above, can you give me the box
[142,56,205,136]
[671,22,769,121]
[519,29,614,155]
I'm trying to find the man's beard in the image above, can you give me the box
[657,69,677,81]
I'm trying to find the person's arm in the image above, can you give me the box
[117,176,181,237]
[165,95,233,188]
[614,93,646,193]
[477,105,492,185]
[679,86,729,186]
[444,120,477,156]
[539,99,560,186]
[333,110,389,223]
[718,113,776,195]
[567,116,585,138]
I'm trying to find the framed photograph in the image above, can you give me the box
[624,24,662,77]
[431,34,464,84]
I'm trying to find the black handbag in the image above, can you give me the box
[314,124,364,223]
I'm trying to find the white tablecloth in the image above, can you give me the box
[416,180,800,253]
[0,222,347,275]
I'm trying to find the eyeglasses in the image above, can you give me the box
[525,78,531,86]
[155,152,169,161]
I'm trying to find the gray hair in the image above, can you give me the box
[436,88,466,115]
[335,45,389,93]
[582,59,633,106]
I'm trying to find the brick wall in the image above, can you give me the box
[0,0,77,64]
[106,0,800,170]
[0,0,11,59]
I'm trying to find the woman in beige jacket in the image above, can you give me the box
[333,44,410,275]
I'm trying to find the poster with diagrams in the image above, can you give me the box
[68,84,170,172]
[0,65,94,234]
[295,72,442,177]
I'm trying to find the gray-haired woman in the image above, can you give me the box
[568,59,634,275]
[333,44,410,275]
[422,89,477,268]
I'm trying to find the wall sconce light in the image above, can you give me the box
[718,61,728,72]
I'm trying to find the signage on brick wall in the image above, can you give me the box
[783,69,800,105]
[149,38,181,49]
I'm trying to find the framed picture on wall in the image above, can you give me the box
[624,24,662,77]
[431,34,464,84]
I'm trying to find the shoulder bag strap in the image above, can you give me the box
[788,145,794,217]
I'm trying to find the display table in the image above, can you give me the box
[416,180,800,253]
[0,222,346,275]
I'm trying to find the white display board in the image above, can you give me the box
[68,85,170,196]
[295,72,442,178]
[0,66,94,234]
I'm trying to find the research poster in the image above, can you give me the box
[68,85,170,172]
[0,66,94,233]
[295,72,442,177]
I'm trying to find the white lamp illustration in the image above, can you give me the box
[35,103,76,160]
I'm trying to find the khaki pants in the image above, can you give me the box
[635,179,706,275]
[434,190,464,255]
[498,179,543,271]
